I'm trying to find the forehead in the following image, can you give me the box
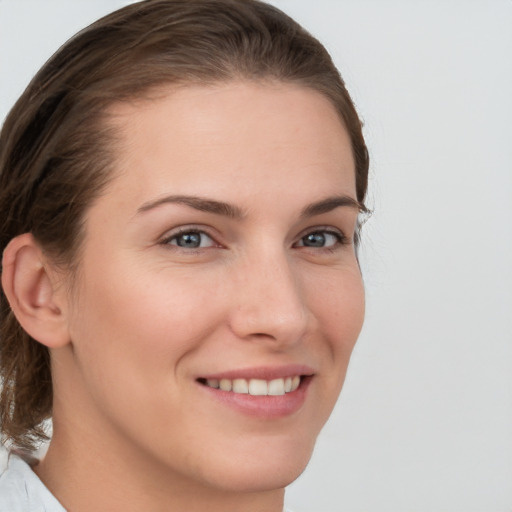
[104,81,356,209]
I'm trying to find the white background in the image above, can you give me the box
[1,1,511,511]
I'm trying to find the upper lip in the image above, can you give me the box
[198,364,315,382]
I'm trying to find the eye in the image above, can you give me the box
[163,230,216,249]
[295,230,344,249]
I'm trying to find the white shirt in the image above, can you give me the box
[0,450,65,511]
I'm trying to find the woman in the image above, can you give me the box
[0,0,369,510]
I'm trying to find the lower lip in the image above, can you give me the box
[198,377,312,419]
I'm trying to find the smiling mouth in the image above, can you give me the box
[197,376,304,396]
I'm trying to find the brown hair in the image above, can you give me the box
[0,0,369,450]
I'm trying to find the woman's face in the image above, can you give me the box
[56,81,365,492]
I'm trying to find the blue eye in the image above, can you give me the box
[296,231,342,248]
[166,230,215,249]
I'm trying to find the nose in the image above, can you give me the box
[228,252,310,347]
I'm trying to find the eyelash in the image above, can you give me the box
[159,226,349,252]
[293,229,348,251]
[160,227,218,250]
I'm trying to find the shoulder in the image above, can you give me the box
[0,447,66,512]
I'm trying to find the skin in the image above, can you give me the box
[31,81,365,512]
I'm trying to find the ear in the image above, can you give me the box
[1,233,70,348]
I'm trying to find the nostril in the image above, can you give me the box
[252,332,275,339]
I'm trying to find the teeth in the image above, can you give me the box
[205,376,302,395]
[207,379,219,389]
[268,378,285,396]
[219,379,232,392]
[249,379,268,396]
[232,378,249,394]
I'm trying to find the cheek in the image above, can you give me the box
[308,266,365,371]
[63,264,229,441]
[288,267,365,438]
[67,261,225,384]
[311,265,364,331]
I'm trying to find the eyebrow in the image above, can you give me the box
[300,195,365,218]
[136,194,364,219]
[137,195,245,218]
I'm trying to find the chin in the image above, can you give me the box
[193,434,317,493]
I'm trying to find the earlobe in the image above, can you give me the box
[1,233,70,348]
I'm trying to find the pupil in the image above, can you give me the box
[178,232,200,248]
[304,232,325,247]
